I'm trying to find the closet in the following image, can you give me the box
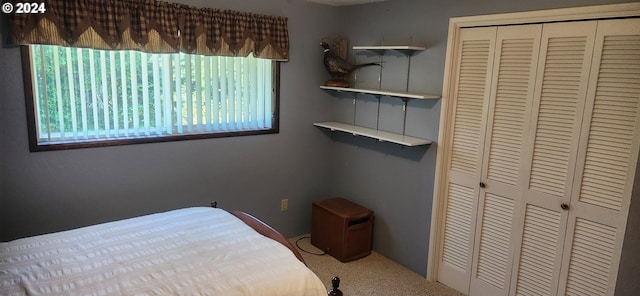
[430,8,640,296]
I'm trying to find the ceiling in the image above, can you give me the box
[304,0,388,6]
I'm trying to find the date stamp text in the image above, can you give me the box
[2,2,46,14]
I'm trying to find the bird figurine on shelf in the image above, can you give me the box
[321,42,380,87]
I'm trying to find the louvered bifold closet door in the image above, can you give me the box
[437,27,497,294]
[511,21,598,296]
[557,18,640,296]
[468,24,542,296]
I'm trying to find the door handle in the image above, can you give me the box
[561,203,570,211]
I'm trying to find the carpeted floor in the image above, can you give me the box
[289,235,463,296]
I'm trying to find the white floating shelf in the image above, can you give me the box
[314,121,432,147]
[353,45,426,51]
[320,86,439,100]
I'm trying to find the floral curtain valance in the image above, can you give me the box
[9,0,289,60]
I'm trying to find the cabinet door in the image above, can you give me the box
[469,24,542,296]
[511,21,598,296]
[437,26,497,293]
[558,18,640,296]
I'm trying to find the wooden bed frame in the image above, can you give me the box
[211,201,343,294]
[210,201,304,263]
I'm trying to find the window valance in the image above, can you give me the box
[9,0,289,60]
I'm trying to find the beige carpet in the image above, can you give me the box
[289,235,463,296]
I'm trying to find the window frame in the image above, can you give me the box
[20,46,280,152]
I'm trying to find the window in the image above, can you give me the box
[11,1,289,151]
[22,45,279,151]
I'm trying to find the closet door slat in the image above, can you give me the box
[558,18,640,296]
[437,26,497,294]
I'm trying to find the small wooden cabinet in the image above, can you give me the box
[311,197,373,262]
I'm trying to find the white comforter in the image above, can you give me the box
[0,207,326,295]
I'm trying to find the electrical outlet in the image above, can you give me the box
[281,199,289,211]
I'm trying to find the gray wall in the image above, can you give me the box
[617,157,640,295]
[0,0,340,241]
[1,0,637,291]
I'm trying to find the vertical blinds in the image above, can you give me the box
[30,45,273,144]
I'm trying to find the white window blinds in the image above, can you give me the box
[28,45,274,145]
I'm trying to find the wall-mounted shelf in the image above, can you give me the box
[316,42,438,147]
[314,121,432,147]
[352,45,426,52]
[320,85,440,100]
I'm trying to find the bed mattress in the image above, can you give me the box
[0,207,326,295]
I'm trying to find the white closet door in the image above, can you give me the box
[511,21,598,296]
[437,26,497,293]
[469,24,542,296]
[558,18,640,296]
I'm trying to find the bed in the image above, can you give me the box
[0,205,329,295]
